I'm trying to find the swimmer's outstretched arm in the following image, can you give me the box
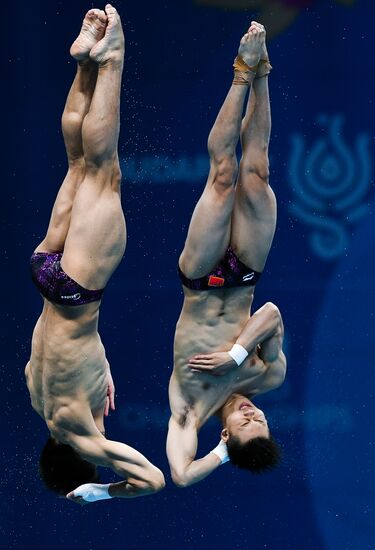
[67,435,165,504]
[167,414,223,488]
[188,302,286,382]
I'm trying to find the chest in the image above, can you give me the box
[175,353,267,424]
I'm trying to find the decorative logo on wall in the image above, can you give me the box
[288,114,372,260]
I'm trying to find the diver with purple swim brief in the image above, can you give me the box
[30,252,103,306]
[25,5,164,507]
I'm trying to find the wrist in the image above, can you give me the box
[73,483,113,503]
[210,440,230,465]
[228,343,248,366]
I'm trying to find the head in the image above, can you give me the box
[220,394,281,473]
[39,437,99,496]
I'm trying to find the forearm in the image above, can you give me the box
[167,416,224,487]
[235,302,282,357]
[108,478,163,498]
[172,452,222,488]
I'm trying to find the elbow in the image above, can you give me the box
[148,468,166,493]
[171,470,190,489]
[264,302,282,326]
[264,301,280,317]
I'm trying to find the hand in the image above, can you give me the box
[66,483,112,505]
[104,364,115,417]
[188,352,237,376]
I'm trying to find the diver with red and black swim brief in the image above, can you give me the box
[167,21,286,488]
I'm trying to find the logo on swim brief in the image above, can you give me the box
[242,272,255,282]
[208,275,225,287]
[60,293,81,300]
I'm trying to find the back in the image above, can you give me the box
[26,300,108,430]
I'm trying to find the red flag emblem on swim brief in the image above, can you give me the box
[208,275,225,287]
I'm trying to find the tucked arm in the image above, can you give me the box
[188,302,286,381]
[166,414,224,488]
[67,433,165,503]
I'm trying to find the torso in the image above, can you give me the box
[171,286,275,429]
[25,299,107,442]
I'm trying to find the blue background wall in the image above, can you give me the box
[2,0,374,549]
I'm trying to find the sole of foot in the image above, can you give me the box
[89,4,125,65]
[70,9,108,61]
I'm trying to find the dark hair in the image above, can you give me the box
[227,435,281,473]
[39,437,99,495]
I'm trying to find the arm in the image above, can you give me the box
[67,434,165,504]
[166,414,225,488]
[189,302,286,379]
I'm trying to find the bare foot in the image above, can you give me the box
[70,9,107,61]
[238,21,265,68]
[251,21,268,60]
[90,4,125,65]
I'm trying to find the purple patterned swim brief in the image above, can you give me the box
[30,252,104,306]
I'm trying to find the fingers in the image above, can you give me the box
[188,363,219,375]
[110,389,115,411]
[189,354,214,361]
[189,358,213,365]
[67,496,88,506]
[66,491,87,506]
[188,364,212,372]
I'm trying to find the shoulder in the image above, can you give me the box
[48,402,102,445]
[168,373,191,420]
[255,352,287,395]
[265,351,287,390]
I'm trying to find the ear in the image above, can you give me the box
[221,428,229,442]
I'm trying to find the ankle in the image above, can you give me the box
[233,55,257,86]
[255,59,272,79]
[97,55,124,70]
[78,58,97,71]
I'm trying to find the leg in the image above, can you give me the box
[35,10,107,254]
[231,27,276,272]
[61,5,126,289]
[179,25,264,278]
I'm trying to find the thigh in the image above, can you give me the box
[179,174,235,279]
[34,166,85,254]
[230,170,277,272]
[61,170,126,290]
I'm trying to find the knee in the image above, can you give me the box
[111,163,122,186]
[210,155,238,191]
[241,153,270,181]
[85,158,122,186]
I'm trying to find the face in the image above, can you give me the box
[221,394,269,444]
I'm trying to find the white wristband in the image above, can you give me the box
[228,343,248,366]
[210,440,230,465]
[72,483,112,502]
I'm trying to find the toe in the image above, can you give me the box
[98,10,107,23]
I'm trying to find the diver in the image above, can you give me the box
[25,5,165,505]
[167,22,286,487]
